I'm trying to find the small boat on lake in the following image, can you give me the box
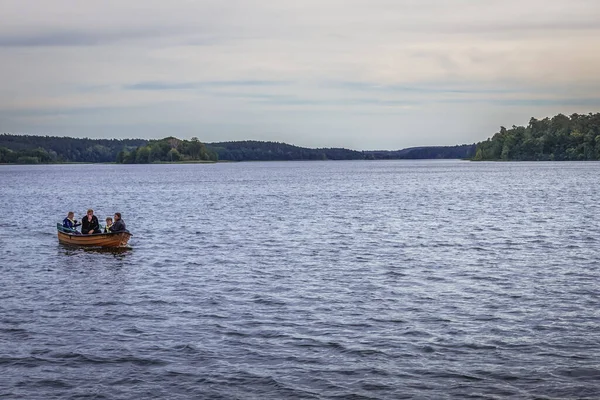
[56,224,132,248]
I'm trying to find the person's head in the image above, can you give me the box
[67,211,74,219]
[87,209,94,217]
[114,212,121,221]
[106,217,113,224]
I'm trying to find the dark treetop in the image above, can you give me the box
[116,137,218,164]
[208,140,475,161]
[0,134,145,164]
[473,112,600,161]
[0,133,475,164]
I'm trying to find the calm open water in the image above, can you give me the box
[1,160,599,399]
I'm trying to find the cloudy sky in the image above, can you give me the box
[1,0,599,149]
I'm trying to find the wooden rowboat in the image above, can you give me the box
[57,224,132,248]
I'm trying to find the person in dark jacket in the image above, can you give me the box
[62,212,81,232]
[109,212,127,232]
[81,209,101,234]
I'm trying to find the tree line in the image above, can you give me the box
[207,141,365,161]
[116,137,218,163]
[364,145,476,160]
[0,134,145,164]
[207,141,475,161]
[474,113,600,161]
[0,133,476,164]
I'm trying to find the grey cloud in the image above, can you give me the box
[2,20,595,49]
[0,27,192,47]
[124,82,204,91]
[0,0,596,60]
[220,92,417,107]
[0,31,98,47]
[332,81,517,95]
[123,80,289,91]
[487,98,600,107]
[442,19,600,36]
[428,97,600,107]
[0,103,149,117]
[0,30,147,47]
[224,91,600,108]
[1,0,597,49]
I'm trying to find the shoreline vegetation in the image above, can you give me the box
[0,134,475,164]
[2,112,598,164]
[473,112,600,161]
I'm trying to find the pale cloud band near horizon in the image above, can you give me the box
[0,0,599,149]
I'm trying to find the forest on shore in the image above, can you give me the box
[0,135,145,164]
[3,112,599,164]
[0,133,475,164]
[116,137,218,163]
[474,113,600,161]
[207,141,475,161]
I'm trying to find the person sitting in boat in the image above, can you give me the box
[104,217,113,233]
[81,209,101,234]
[109,212,127,233]
[62,212,81,232]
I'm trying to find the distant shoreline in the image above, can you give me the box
[0,159,470,166]
[0,134,476,164]
[3,112,600,163]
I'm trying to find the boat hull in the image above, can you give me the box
[57,230,132,248]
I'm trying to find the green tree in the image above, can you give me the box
[116,150,127,164]
[17,156,40,164]
[474,113,600,161]
[135,146,151,163]
[167,148,182,162]
[188,137,203,159]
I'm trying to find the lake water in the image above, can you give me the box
[1,160,599,399]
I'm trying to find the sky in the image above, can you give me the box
[0,0,599,150]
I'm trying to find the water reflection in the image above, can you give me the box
[58,244,133,257]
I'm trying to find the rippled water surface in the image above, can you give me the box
[1,160,599,399]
